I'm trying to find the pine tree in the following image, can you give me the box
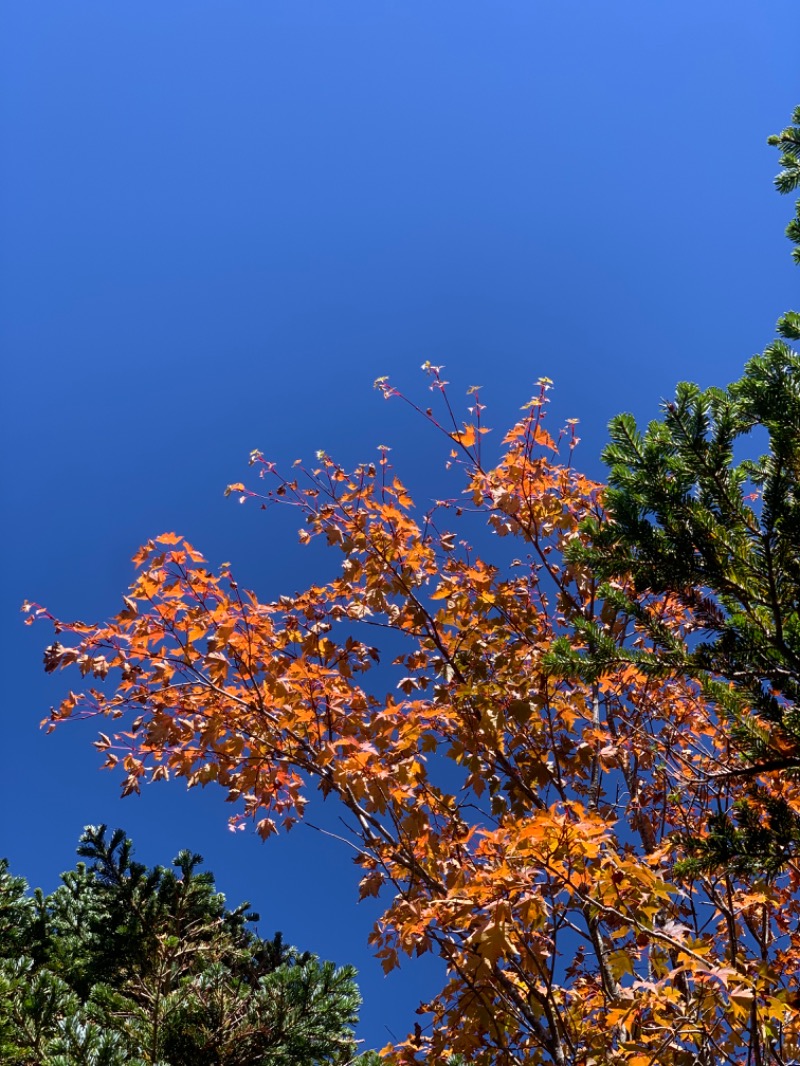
[573,106,800,874]
[0,828,371,1065]
[769,104,800,338]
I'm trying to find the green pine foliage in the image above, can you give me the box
[570,107,800,875]
[0,827,371,1066]
[768,104,800,339]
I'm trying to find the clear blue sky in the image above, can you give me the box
[1,1,797,1050]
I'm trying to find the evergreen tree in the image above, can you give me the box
[0,858,38,962]
[572,106,800,874]
[0,828,371,1066]
[769,104,800,338]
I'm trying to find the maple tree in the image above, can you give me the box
[28,358,800,1066]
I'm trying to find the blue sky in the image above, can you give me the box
[1,1,798,1050]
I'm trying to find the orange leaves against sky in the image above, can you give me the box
[30,370,800,1065]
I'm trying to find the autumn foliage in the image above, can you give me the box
[28,367,800,1065]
